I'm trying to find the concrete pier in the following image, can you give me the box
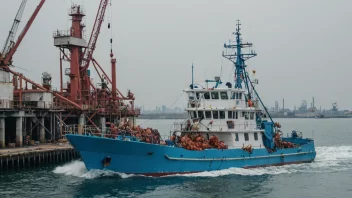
[78,114,85,134]
[100,117,106,134]
[40,117,45,143]
[16,117,23,147]
[0,143,79,170]
[0,118,5,148]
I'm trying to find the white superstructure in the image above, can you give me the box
[175,79,268,149]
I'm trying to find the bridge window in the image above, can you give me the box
[228,111,233,119]
[250,112,255,120]
[213,111,219,119]
[192,111,197,119]
[231,92,243,100]
[205,111,212,119]
[196,92,200,99]
[198,111,204,119]
[254,132,258,141]
[220,92,228,100]
[189,92,195,100]
[235,133,239,141]
[231,92,237,99]
[220,111,225,119]
[242,112,249,120]
[244,133,249,141]
[234,111,238,119]
[211,92,219,99]
[228,111,238,119]
[204,92,210,99]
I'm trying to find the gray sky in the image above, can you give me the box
[1,0,351,110]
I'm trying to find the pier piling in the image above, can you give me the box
[0,144,79,171]
[0,118,5,148]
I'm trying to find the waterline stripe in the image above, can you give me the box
[164,151,315,161]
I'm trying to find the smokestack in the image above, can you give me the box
[283,98,285,111]
[111,58,116,100]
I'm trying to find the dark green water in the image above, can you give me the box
[1,119,352,198]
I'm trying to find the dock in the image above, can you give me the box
[0,0,140,173]
[0,143,79,170]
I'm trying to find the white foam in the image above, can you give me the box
[53,160,135,179]
[53,160,87,177]
[53,146,352,179]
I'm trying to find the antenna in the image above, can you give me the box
[236,19,241,33]
[191,63,194,89]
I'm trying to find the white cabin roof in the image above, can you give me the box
[184,87,246,93]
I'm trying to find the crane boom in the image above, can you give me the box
[80,0,108,71]
[1,0,27,57]
[2,0,46,66]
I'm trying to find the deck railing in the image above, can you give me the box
[173,120,261,132]
[187,99,260,109]
[3,99,142,115]
[53,30,71,37]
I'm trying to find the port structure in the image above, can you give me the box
[0,0,140,149]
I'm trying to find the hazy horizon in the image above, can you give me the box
[1,0,351,110]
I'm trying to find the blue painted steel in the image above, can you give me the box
[223,20,257,89]
[205,79,222,88]
[262,121,275,149]
[66,134,316,175]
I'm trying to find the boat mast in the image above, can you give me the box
[223,20,256,94]
[191,63,194,89]
[223,20,275,123]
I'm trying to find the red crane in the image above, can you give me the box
[0,0,83,109]
[79,0,109,105]
[0,0,46,67]
[80,0,109,72]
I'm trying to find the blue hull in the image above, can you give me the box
[66,134,316,176]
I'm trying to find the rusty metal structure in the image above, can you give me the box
[0,0,140,149]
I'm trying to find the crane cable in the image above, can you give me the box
[108,0,113,55]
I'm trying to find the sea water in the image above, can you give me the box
[1,118,352,198]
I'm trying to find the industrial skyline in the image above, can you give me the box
[140,98,350,116]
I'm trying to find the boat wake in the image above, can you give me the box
[53,146,352,179]
[177,146,352,177]
[53,160,135,179]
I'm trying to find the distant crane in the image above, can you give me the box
[0,0,27,64]
[0,0,46,67]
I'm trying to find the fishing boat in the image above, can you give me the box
[66,21,316,176]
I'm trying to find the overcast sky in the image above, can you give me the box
[0,0,351,110]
